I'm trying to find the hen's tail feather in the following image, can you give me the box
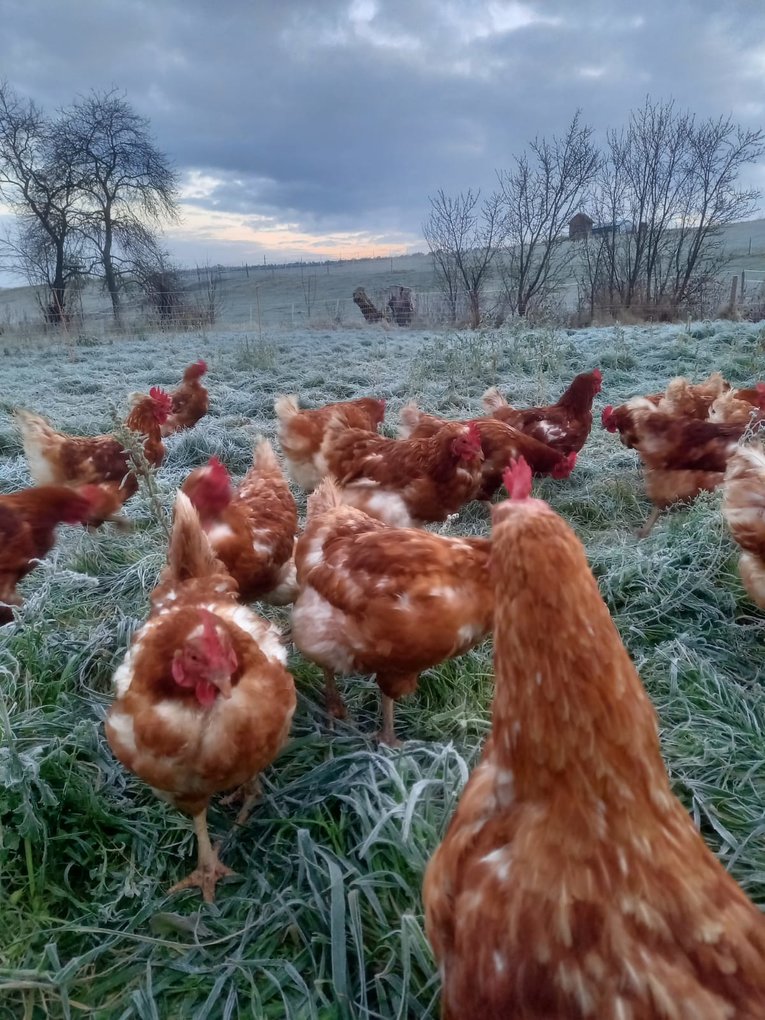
[14,408,53,435]
[274,394,300,422]
[307,476,343,519]
[252,436,281,473]
[165,491,233,586]
[398,401,422,439]
[481,386,508,414]
[14,409,59,483]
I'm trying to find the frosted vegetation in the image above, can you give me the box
[1,319,764,1017]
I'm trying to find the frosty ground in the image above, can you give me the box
[1,319,764,1018]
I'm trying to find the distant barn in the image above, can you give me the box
[569,212,593,241]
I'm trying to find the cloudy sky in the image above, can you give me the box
[1,0,764,279]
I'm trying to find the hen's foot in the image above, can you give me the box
[168,855,235,904]
[326,693,348,720]
[635,508,661,539]
[323,670,348,720]
[375,729,404,749]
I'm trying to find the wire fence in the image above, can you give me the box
[1,257,764,340]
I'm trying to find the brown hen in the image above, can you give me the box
[724,444,765,610]
[424,458,765,1019]
[0,484,105,623]
[481,368,602,455]
[181,440,298,603]
[105,492,296,902]
[321,418,483,526]
[15,388,171,522]
[291,477,493,744]
[274,394,386,491]
[399,402,576,497]
[161,360,209,436]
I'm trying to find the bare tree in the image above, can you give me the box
[498,111,599,316]
[423,188,506,327]
[593,99,763,316]
[131,242,185,326]
[195,262,223,325]
[574,230,609,324]
[669,115,764,308]
[423,202,461,323]
[0,82,86,322]
[595,99,690,310]
[62,89,179,323]
[9,216,89,322]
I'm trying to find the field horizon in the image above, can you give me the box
[1,216,765,338]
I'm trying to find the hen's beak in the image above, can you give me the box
[211,672,233,699]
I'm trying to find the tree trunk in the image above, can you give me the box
[47,244,67,324]
[468,289,481,328]
[105,262,121,322]
[102,207,121,324]
[353,287,386,323]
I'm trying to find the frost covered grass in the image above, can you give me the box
[1,319,764,1018]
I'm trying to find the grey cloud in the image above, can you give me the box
[0,0,763,268]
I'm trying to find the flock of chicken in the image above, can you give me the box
[3,356,765,1015]
[603,370,765,545]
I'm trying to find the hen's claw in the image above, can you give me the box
[168,856,236,904]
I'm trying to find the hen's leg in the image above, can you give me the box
[220,776,263,828]
[376,694,402,748]
[0,579,21,623]
[324,668,347,720]
[168,809,235,903]
[104,513,133,531]
[636,507,661,539]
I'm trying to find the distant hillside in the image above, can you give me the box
[1,219,764,334]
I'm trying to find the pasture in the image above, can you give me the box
[1,318,764,1018]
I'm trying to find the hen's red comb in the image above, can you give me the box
[73,484,109,519]
[198,456,231,503]
[467,420,482,447]
[503,457,533,500]
[601,405,616,431]
[205,456,231,486]
[149,386,173,412]
[77,483,106,506]
[551,451,577,479]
